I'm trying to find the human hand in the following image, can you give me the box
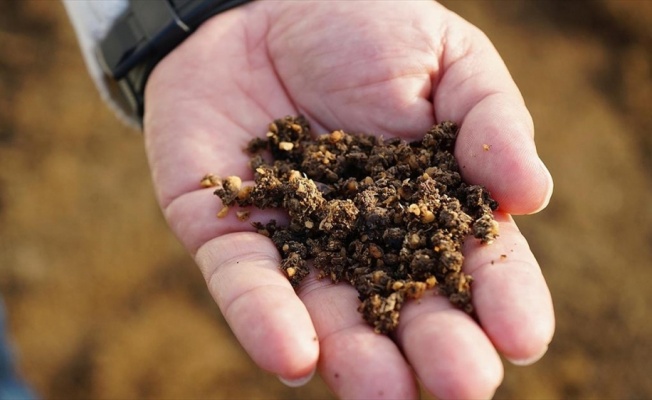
[143,1,555,398]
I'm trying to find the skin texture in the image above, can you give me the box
[143,2,555,399]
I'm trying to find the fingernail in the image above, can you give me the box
[506,345,548,366]
[278,368,316,387]
[528,159,554,215]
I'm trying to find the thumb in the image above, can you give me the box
[435,12,553,215]
[455,97,553,215]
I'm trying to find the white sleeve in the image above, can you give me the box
[62,0,139,128]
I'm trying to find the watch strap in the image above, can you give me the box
[97,0,252,121]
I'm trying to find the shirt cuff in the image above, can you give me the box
[62,0,140,129]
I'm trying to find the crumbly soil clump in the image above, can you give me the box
[211,116,499,334]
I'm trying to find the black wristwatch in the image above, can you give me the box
[97,0,252,122]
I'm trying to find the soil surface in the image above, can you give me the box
[1,1,651,399]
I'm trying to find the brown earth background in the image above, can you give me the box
[1,1,651,399]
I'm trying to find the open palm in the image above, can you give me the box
[143,2,554,399]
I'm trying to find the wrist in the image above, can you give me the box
[65,0,252,128]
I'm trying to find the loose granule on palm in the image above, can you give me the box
[211,115,499,334]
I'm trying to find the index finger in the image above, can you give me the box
[462,212,555,363]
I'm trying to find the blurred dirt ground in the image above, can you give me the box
[0,1,651,399]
